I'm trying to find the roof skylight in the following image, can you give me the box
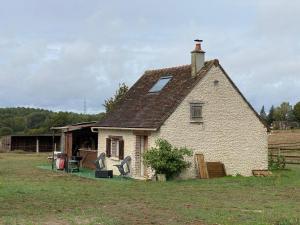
[149,76,172,93]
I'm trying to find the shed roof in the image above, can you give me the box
[51,121,98,132]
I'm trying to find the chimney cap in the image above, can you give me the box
[194,39,203,43]
[192,39,205,53]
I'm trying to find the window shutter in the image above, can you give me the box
[119,140,124,160]
[106,138,111,157]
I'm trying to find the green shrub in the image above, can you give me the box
[269,155,286,170]
[143,139,193,179]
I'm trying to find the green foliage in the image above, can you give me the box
[13,117,26,132]
[267,105,275,126]
[269,155,286,170]
[103,83,129,113]
[0,107,105,137]
[259,105,267,122]
[294,102,300,122]
[143,139,193,179]
[273,102,293,121]
[27,112,47,129]
[266,102,300,127]
[0,127,13,136]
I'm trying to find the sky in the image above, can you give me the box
[0,0,299,114]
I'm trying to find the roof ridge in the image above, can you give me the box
[144,59,219,73]
[145,64,190,73]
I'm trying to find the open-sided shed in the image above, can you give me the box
[0,134,61,152]
[52,122,98,169]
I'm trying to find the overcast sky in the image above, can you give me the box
[0,0,299,114]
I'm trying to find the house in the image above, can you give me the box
[91,40,269,179]
[0,134,61,152]
[51,121,98,169]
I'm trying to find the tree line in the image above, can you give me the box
[0,83,129,137]
[260,102,300,127]
[0,107,105,136]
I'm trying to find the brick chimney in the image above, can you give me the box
[191,39,205,77]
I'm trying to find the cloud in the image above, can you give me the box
[0,0,299,113]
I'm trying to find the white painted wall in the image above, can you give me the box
[98,129,136,176]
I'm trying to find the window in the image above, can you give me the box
[106,137,124,160]
[149,76,172,93]
[111,139,119,157]
[190,103,203,121]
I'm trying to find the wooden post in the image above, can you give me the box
[36,137,39,153]
[52,130,55,170]
[195,154,209,179]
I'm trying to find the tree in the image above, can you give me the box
[12,117,26,132]
[0,127,13,136]
[27,112,47,129]
[273,102,293,121]
[267,105,275,126]
[287,108,296,122]
[0,107,104,135]
[294,102,300,122]
[47,112,73,127]
[103,83,129,113]
[260,106,267,122]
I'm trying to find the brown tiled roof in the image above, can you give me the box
[95,59,268,130]
[95,60,218,129]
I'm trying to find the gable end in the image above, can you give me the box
[217,64,269,131]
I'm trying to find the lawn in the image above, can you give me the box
[0,153,300,225]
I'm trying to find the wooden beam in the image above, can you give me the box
[195,154,208,179]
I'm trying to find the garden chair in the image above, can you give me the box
[114,156,131,176]
[94,152,106,171]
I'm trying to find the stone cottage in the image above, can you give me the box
[92,40,269,179]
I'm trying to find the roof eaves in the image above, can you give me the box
[91,126,157,131]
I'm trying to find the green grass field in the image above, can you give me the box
[0,153,300,225]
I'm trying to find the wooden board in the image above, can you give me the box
[206,162,226,178]
[0,136,11,151]
[195,154,208,179]
[79,149,97,169]
[65,132,73,159]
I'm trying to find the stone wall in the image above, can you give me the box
[157,65,268,178]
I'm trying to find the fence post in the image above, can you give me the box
[36,137,39,153]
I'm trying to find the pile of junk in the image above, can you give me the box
[48,150,82,173]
